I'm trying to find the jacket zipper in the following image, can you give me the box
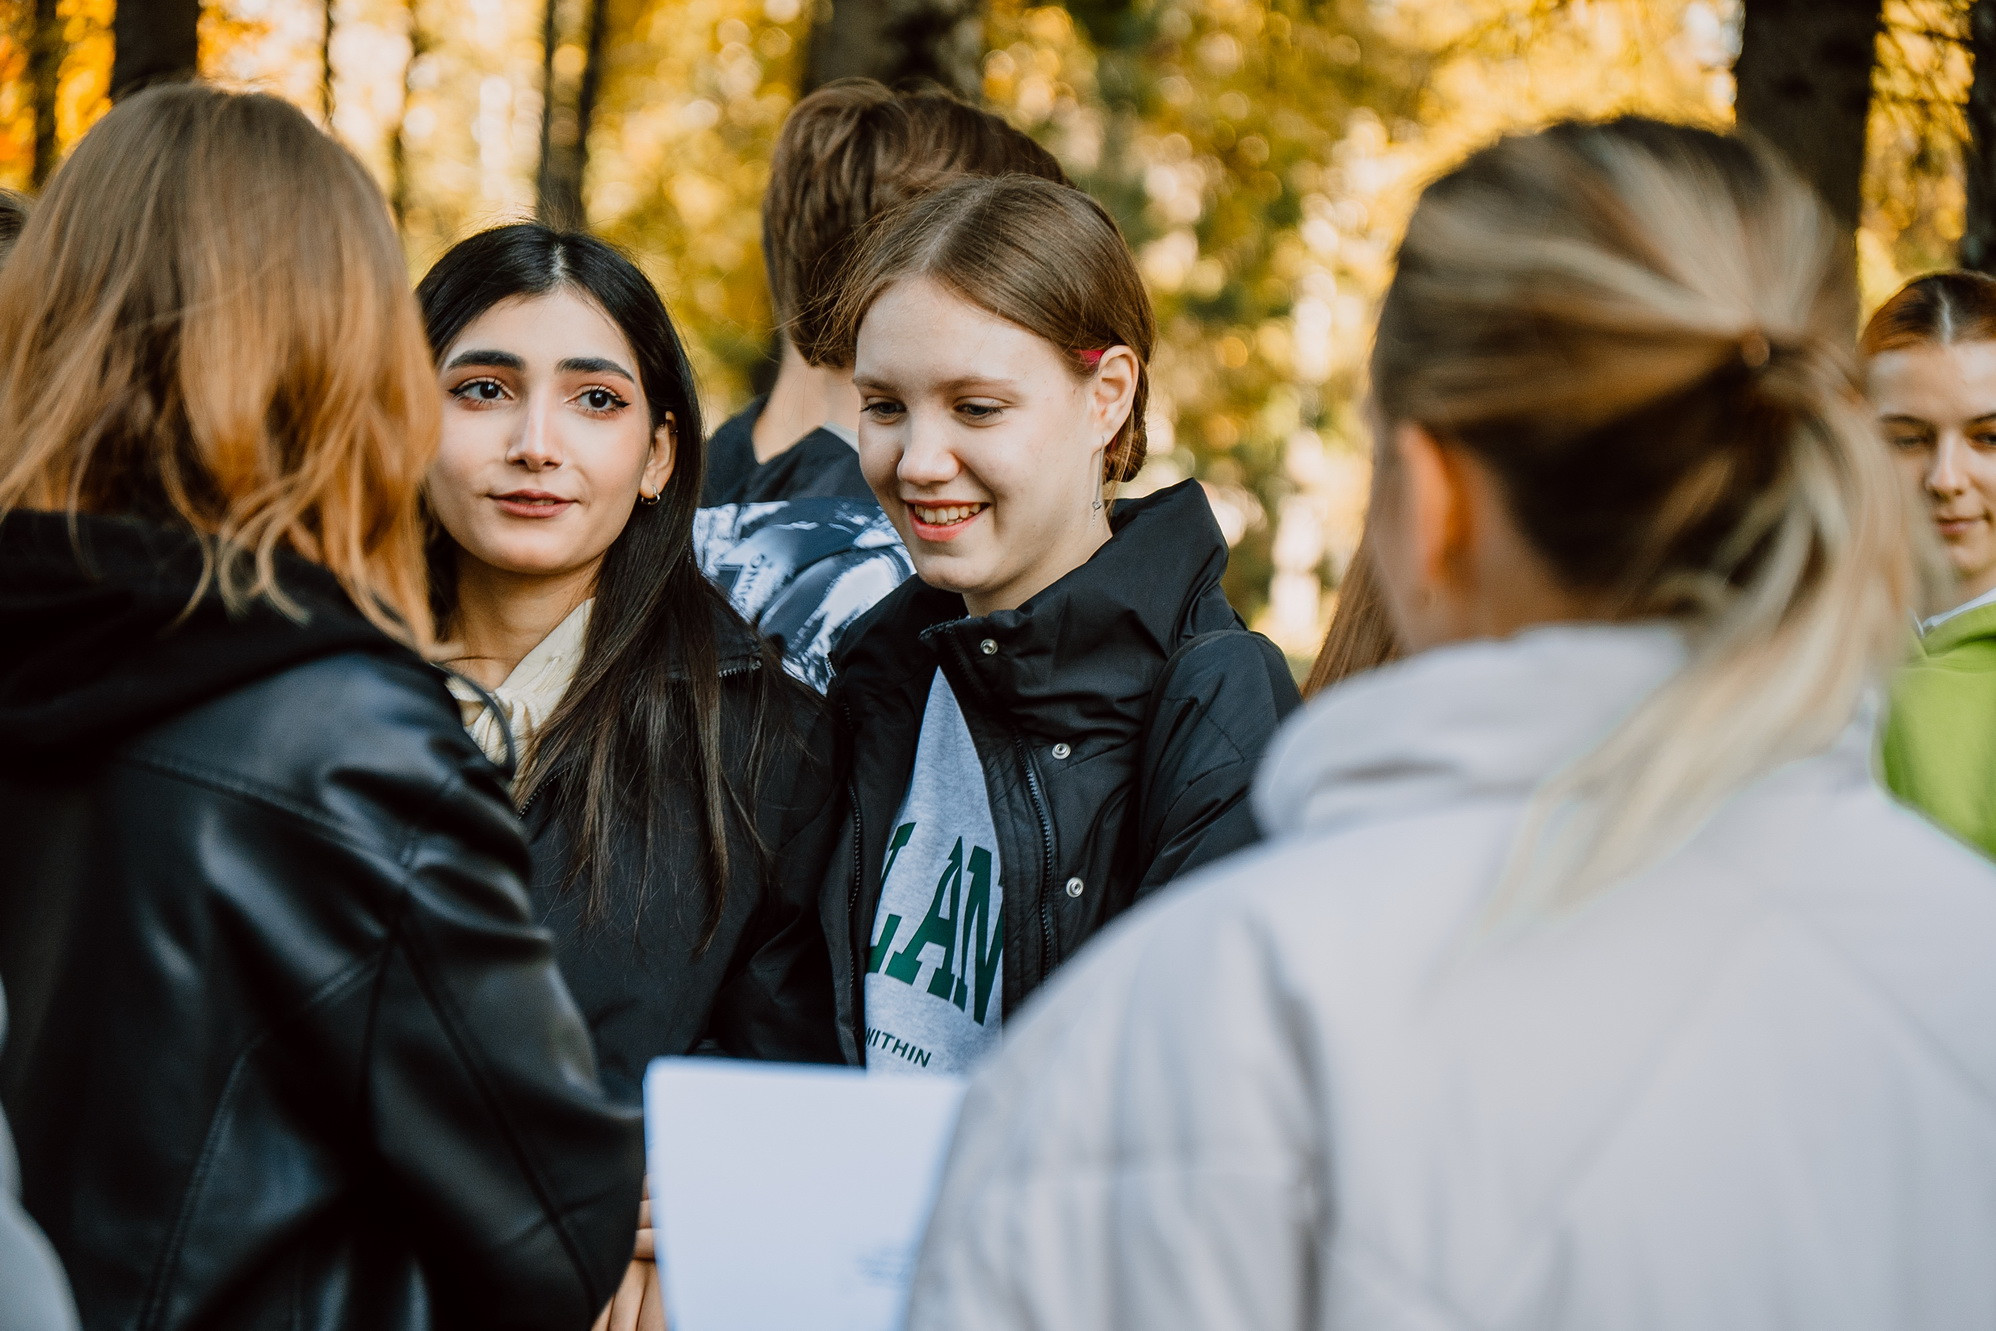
[1012,733,1057,995]
[838,696,866,951]
[840,692,870,1062]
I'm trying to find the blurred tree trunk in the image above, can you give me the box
[803,0,983,97]
[536,0,608,229]
[1964,0,1996,272]
[321,0,337,125]
[27,0,60,187]
[390,0,430,228]
[1733,0,1882,233]
[111,0,200,102]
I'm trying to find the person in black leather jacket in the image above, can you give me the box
[822,175,1301,1069]
[417,225,844,1089]
[0,86,640,1331]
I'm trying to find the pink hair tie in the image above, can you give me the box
[1075,348,1106,368]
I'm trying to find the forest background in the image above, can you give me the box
[0,0,1979,661]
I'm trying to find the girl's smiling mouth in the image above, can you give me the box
[907,501,988,541]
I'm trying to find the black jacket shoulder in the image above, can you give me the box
[1136,627,1299,892]
[701,398,872,507]
[133,648,503,861]
[0,516,641,1331]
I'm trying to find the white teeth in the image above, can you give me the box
[912,503,985,525]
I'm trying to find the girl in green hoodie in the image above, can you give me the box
[1869,270,1996,857]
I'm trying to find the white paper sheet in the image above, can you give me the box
[644,1058,967,1331]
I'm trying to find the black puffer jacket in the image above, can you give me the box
[823,480,1301,1062]
[525,609,845,1098]
[0,513,642,1331]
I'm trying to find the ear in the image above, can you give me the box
[1087,346,1141,461]
[642,411,677,499]
[1392,421,1475,593]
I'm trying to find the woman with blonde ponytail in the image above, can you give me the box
[907,119,1996,1331]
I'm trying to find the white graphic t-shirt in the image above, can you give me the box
[863,670,1004,1076]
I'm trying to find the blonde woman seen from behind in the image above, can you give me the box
[908,118,1996,1331]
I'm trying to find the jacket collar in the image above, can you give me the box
[647,593,766,683]
[831,480,1234,738]
[1921,598,1996,657]
[704,600,767,679]
[1254,623,1692,839]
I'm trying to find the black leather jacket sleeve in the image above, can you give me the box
[322,743,644,1328]
[1135,631,1303,896]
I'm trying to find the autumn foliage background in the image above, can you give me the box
[0,0,1974,657]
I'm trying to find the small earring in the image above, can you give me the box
[639,491,661,506]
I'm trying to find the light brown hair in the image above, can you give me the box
[1859,269,1996,360]
[0,84,439,648]
[1372,116,1923,913]
[1302,534,1397,696]
[765,78,1068,366]
[0,189,28,259]
[829,173,1155,484]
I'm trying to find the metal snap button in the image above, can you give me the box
[1064,877,1084,898]
[979,638,997,656]
[1051,742,1071,760]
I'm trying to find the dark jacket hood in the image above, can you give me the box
[0,512,411,759]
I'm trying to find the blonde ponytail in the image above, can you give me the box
[1371,118,1937,915]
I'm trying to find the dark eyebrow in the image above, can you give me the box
[443,348,525,373]
[558,356,637,382]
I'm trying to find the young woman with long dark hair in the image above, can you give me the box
[417,225,842,1083]
[822,175,1300,1074]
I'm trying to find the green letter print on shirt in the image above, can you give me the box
[867,822,1004,1025]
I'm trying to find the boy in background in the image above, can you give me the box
[702,80,1068,506]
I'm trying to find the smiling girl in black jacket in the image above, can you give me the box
[823,175,1301,1072]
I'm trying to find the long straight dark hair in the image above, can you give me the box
[417,224,785,941]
